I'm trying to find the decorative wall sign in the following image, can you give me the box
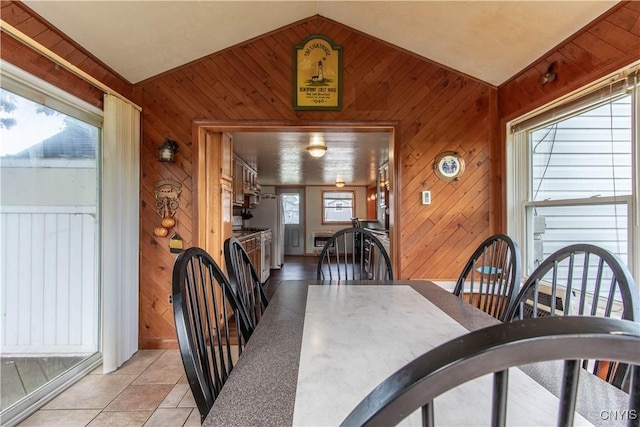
[434,151,465,181]
[154,179,182,218]
[293,34,342,110]
[153,179,182,237]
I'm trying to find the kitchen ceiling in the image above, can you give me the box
[20,1,620,187]
[232,130,391,187]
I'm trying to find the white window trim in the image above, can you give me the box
[507,62,640,282]
[1,60,102,121]
[322,190,355,224]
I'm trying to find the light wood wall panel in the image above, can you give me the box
[499,1,639,121]
[0,1,133,107]
[135,16,496,347]
[495,1,640,232]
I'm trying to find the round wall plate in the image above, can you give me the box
[433,151,465,181]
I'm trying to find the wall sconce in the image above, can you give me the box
[158,138,179,162]
[335,179,345,188]
[306,134,327,158]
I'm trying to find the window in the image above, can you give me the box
[282,192,300,225]
[322,190,355,224]
[507,66,639,282]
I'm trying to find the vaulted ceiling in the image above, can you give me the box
[23,1,619,86]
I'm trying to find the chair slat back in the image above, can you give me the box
[453,234,522,321]
[505,243,639,388]
[224,236,269,338]
[317,227,393,281]
[341,316,640,427]
[172,247,250,422]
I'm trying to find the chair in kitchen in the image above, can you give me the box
[453,233,521,322]
[171,246,252,423]
[224,236,269,336]
[340,316,640,427]
[504,243,639,388]
[317,227,393,280]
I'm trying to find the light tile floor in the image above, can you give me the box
[18,350,200,427]
[16,256,315,427]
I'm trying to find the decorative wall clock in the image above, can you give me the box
[434,151,465,181]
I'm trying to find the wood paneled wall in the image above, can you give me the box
[499,1,640,122]
[495,1,640,232]
[0,1,133,108]
[135,16,496,347]
[3,2,637,349]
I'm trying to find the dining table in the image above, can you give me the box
[202,279,631,427]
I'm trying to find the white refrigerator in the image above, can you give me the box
[246,194,285,269]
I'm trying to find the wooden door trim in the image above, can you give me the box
[192,120,400,278]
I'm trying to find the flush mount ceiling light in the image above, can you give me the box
[306,134,327,158]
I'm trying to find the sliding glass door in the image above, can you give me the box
[1,73,102,424]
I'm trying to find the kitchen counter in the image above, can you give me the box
[365,227,388,234]
[232,229,270,239]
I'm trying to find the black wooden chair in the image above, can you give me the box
[504,243,639,388]
[171,247,251,422]
[317,227,393,280]
[453,234,522,321]
[505,244,638,321]
[224,236,269,337]
[341,316,640,427]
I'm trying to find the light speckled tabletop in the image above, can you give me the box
[203,280,629,427]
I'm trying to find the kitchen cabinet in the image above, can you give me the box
[233,156,245,206]
[238,233,261,277]
[243,164,258,195]
[199,131,234,267]
[221,182,233,254]
[378,162,389,229]
[233,154,261,208]
[221,132,233,183]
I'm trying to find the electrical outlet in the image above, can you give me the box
[168,294,172,305]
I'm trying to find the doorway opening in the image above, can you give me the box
[193,122,398,275]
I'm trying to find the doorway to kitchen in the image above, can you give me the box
[193,121,398,273]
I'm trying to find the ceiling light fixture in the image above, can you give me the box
[306,134,327,158]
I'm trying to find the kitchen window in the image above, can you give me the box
[507,65,639,282]
[322,190,355,224]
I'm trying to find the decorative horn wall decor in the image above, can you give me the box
[153,179,182,237]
